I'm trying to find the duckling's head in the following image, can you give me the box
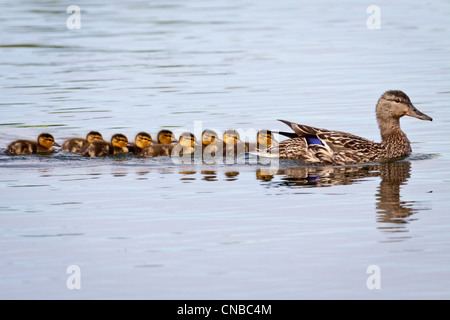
[202,129,218,146]
[86,131,103,143]
[157,130,175,144]
[223,129,240,145]
[376,90,432,123]
[135,132,152,149]
[179,132,196,148]
[111,134,128,148]
[38,133,60,148]
[257,129,273,147]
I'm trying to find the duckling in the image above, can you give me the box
[247,129,277,153]
[141,143,174,158]
[201,129,219,148]
[61,131,103,153]
[223,129,247,156]
[201,129,223,158]
[80,133,129,157]
[141,130,177,158]
[5,133,60,155]
[171,132,198,157]
[128,132,152,155]
[157,129,177,144]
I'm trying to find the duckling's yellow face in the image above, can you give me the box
[257,132,272,147]
[180,135,196,148]
[202,132,217,146]
[223,132,239,145]
[111,135,128,148]
[158,132,174,144]
[86,133,103,143]
[136,134,152,149]
[38,135,56,148]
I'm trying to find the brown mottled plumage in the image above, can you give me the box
[61,131,103,153]
[80,133,129,157]
[141,143,174,157]
[5,133,60,155]
[273,90,432,165]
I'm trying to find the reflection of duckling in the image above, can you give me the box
[80,133,129,157]
[61,131,103,153]
[223,129,246,156]
[128,132,152,155]
[6,133,60,155]
[256,168,276,181]
[157,129,177,144]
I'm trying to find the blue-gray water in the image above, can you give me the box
[1,0,450,299]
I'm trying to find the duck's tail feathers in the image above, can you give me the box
[278,131,298,139]
[277,119,319,136]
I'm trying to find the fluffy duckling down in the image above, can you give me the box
[62,131,103,153]
[5,133,60,155]
[80,133,129,157]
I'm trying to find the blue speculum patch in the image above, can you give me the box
[306,136,323,146]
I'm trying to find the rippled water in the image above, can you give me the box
[1,0,450,299]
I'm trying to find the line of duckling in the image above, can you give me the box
[4,129,276,158]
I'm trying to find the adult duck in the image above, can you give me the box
[274,90,432,165]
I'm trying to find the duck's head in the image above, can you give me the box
[223,129,240,145]
[202,129,218,146]
[111,134,128,148]
[179,132,196,148]
[157,129,175,144]
[38,133,60,148]
[257,129,273,147]
[86,131,103,143]
[135,132,152,149]
[376,90,432,122]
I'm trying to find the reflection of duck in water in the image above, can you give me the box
[258,161,424,232]
[376,161,419,227]
[6,133,60,155]
[274,90,432,165]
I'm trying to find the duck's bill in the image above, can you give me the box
[53,142,61,147]
[407,105,433,121]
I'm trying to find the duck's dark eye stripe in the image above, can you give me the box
[387,98,407,104]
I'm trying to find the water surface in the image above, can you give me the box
[1,0,450,299]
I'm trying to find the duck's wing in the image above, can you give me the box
[278,119,374,149]
[278,119,322,136]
